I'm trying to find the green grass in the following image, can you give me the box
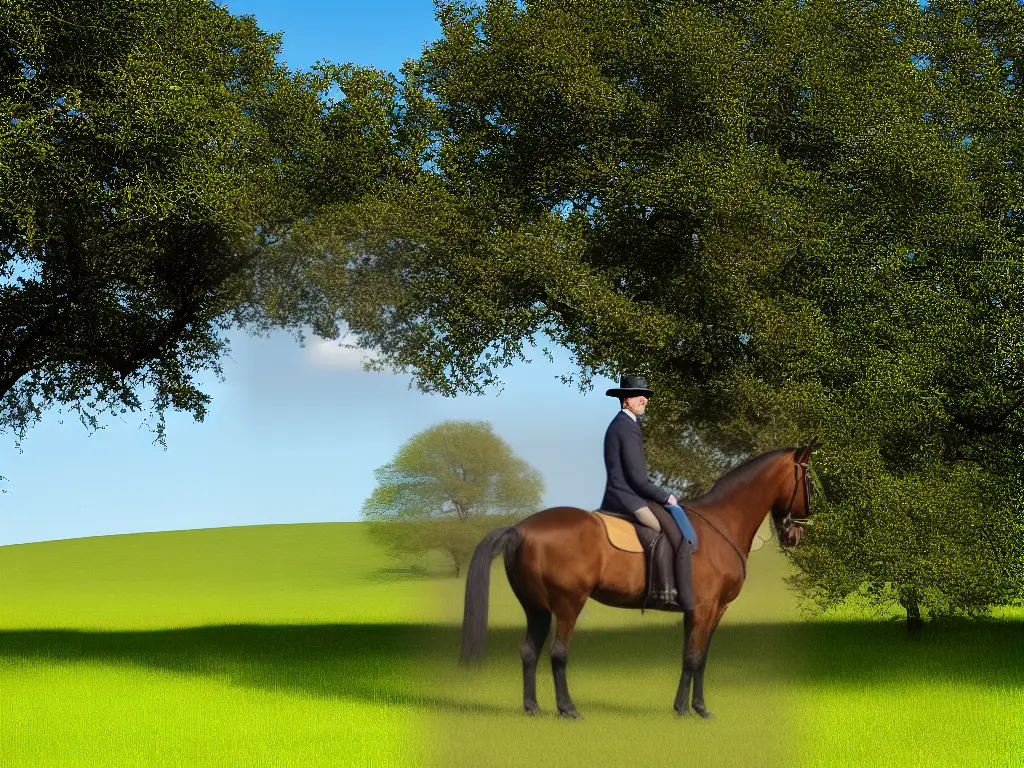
[2,523,1021,767]
[0,523,438,629]
[1,524,433,768]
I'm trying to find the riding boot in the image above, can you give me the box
[674,542,696,611]
[655,535,677,607]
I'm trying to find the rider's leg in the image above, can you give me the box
[632,505,662,532]
[648,503,695,611]
[648,504,680,548]
[633,505,673,606]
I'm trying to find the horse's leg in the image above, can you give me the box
[674,610,695,716]
[520,606,552,715]
[549,592,587,719]
[690,603,728,720]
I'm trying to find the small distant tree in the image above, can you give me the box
[361,420,544,576]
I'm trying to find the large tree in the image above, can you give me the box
[361,420,544,576]
[0,0,398,444]
[329,0,1024,624]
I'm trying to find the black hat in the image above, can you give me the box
[605,375,654,398]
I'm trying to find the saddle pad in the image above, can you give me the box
[593,511,644,553]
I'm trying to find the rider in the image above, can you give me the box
[600,375,696,611]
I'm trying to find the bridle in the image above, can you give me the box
[685,449,816,580]
[779,456,814,540]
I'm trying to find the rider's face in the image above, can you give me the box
[623,395,648,415]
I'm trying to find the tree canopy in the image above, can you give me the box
[0,0,398,444]
[329,0,1024,622]
[5,0,1020,622]
[361,420,544,575]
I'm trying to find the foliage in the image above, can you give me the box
[327,0,1024,621]
[788,460,1024,622]
[0,0,398,444]
[361,420,543,575]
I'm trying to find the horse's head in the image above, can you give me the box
[771,443,816,547]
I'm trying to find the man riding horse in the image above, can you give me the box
[461,396,817,718]
[601,374,697,611]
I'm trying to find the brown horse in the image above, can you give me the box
[459,444,815,719]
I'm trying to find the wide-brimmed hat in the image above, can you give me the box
[605,375,654,398]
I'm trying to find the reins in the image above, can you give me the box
[685,453,814,581]
[685,507,748,580]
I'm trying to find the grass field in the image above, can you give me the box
[2,522,1021,767]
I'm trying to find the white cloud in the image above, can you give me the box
[306,336,391,373]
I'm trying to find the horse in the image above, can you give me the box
[458,444,815,719]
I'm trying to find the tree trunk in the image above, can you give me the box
[445,543,464,578]
[901,591,923,637]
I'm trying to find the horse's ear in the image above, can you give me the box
[797,440,817,463]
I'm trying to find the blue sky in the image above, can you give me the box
[0,1,623,546]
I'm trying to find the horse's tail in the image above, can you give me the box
[460,525,522,665]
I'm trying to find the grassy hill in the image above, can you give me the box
[2,522,1021,768]
[0,521,800,629]
[1,522,438,629]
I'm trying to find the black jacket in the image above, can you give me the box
[600,410,671,516]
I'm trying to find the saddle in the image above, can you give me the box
[593,510,688,612]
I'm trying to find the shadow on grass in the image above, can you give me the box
[362,566,441,582]
[2,620,1021,714]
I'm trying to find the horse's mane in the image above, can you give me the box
[692,447,797,506]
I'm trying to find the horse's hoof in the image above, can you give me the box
[559,709,583,720]
[674,707,689,718]
[524,704,541,716]
[695,708,715,720]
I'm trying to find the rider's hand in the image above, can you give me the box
[667,494,678,506]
